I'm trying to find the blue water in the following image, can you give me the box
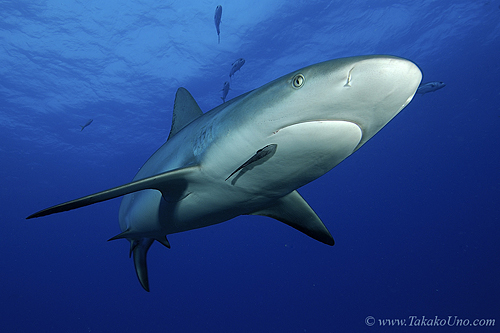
[1,1,499,331]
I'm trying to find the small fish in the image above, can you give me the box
[225,144,277,181]
[221,81,230,103]
[416,81,445,95]
[214,5,222,44]
[229,58,245,78]
[80,119,93,131]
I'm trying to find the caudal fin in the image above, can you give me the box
[109,233,171,292]
[131,238,154,292]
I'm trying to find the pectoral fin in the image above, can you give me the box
[26,166,199,219]
[251,190,334,246]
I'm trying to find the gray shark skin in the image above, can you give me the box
[214,5,222,44]
[27,55,422,291]
[416,81,445,94]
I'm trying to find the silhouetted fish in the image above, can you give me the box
[229,58,245,78]
[80,119,93,131]
[416,81,445,95]
[221,81,230,103]
[214,5,222,44]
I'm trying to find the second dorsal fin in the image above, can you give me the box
[167,87,203,141]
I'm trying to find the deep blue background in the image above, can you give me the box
[1,1,499,332]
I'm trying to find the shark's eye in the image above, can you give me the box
[292,74,305,88]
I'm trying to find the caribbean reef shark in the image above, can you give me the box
[27,55,422,291]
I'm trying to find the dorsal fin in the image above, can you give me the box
[167,87,203,140]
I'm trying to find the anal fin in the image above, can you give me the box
[251,190,334,246]
[155,236,171,249]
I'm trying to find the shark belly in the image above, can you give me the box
[236,120,363,195]
[119,120,361,236]
[155,120,362,233]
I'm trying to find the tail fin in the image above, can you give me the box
[131,238,154,292]
[110,234,171,292]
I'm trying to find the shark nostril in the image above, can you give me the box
[344,66,355,87]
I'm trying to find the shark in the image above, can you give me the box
[27,55,422,291]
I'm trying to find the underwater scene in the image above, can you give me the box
[1,0,499,331]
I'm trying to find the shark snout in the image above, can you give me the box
[330,56,422,148]
[350,56,421,91]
